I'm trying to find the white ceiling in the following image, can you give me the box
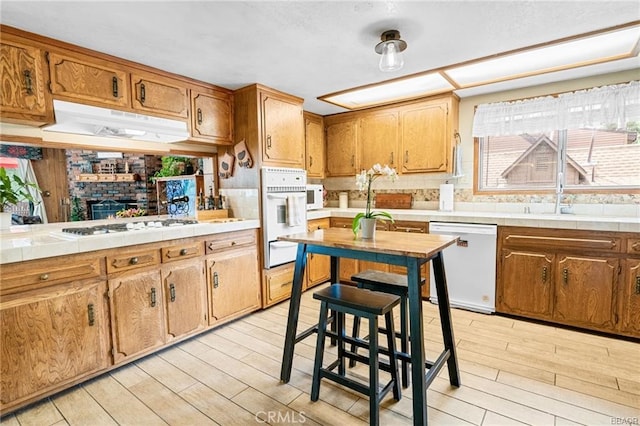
[1,1,639,115]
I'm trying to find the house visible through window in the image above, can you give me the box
[474,81,640,192]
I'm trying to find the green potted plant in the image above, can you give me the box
[0,166,41,228]
[351,163,398,239]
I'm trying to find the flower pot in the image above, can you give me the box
[360,218,376,239]
[0,212,12,230]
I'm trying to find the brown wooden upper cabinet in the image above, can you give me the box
[0,34,53,125]
[261,91,304,167]
[359,111,399,170]
[325,116,359,177]
[400,96,458,173]
[190,88,234,144]
[304,111,325,178]
[130,72,189,119]
[324,94,459,177]
[49,51,130,108]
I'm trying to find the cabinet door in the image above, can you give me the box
[497,249,554,319]
[208,246,261,323]
[163,259,207,340]
[305,112,325,178]
[620,259,640,336]
[131,73,189,118]
[0,281,109,408]
[400,99,450,173]
[389,220,430,298]
[108,270,165,363]
[553,255,618,330]
[191,89,233,144]
[359,112,399,169]
[49,52,129,107]
[326,118,358,176]
[263,262,295,307]
[261,93,304,167]
[305,218,331,288]
[0,37,52,124]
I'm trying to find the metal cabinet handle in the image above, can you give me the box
[87,304,95,326]
[169,283,176,302]
[40,273,49,281]
[390,152,394,165]
[635,276,640,295]
[541,266,547,283]
[112,76,119,97]
[197,108,203,125]
[23,70,33,95]
[309,156,313,167]
[213,271,219,288]
[179,248,188,256]
[129,257,138,265]
[562,268,569,285]
[231,241,236,246]
[140,83,146,104]
[150,287,157,307]
[632,242,640,252]
[351,155,354,167]
[266,135,272,148]
[404,150,409,164]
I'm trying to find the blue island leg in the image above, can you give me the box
[432,251,460,387]
[280,243,308,383]
[407,257,427,425]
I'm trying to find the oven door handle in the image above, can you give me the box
[270,241,298,248]
[267,193,305,200]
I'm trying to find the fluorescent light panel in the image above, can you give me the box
[320,72,454,110]
[445,26,640,87]
[319,23,640,110]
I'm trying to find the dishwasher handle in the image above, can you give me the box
[429,222,497,235]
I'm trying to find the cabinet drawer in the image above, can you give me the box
[501,228,622,254]
[107,249,160,274]
[1,255,105,295]
[390,220,428,233]
[330,217,353,229]
[307,218,330,232]
[627,238,640,255]
[205,230,256,253]
[263,263,294,306]
[161,241,204,263]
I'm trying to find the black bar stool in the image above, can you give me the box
[311,284,401,426]
[349,270,425,388]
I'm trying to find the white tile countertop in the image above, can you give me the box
[307,208,640,233]
[0,216,260,264]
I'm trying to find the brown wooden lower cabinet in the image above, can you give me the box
[0,279,110,411]
[497,226,638,338]
[163,259,207,338]
[109,269,166,364]
[0,229,262,415]
[207,245,261,324]
[305,218,331,290]
[620,258,640,336]
[329,217,430,298]
[498,249,554,319]
[263,262,295,307]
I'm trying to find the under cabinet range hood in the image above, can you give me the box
[43,100,190,143]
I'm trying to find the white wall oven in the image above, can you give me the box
[261,167,307,268]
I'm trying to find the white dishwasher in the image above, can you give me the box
[429,222,497,314]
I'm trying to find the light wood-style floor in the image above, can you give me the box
[4,284,639,425]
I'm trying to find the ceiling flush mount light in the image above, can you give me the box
[375,30,407,72]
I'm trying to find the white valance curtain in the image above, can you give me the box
[472,80,640,137]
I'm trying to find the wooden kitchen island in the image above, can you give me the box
[279,228,460,426]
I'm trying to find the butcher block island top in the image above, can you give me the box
[279,227,459,259]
